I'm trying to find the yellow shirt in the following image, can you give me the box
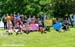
[44,19,52,26]
[5,16,11,21]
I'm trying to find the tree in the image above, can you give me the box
[52,0,75,17]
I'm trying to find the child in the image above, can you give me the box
[62,18,69,31]
[39,27,45,33]
[7,20,13,35]
[16,18,23,32]
[22,23,29,34]
[38,20,45,33]
[14,20,23,35]
[22,23,26,32]
[14,23,19,35]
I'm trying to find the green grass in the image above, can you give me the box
[0,28,75,47]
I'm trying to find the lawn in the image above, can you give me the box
[0,28,75,47]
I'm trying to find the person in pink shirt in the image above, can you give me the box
[7,20,13,35]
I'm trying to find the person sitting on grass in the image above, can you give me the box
[53,22,62,32]
[14,22,19,35]
[44,18,52,32]
[38,20,46,33]
[15,18,23,35]
[53,18,62,32]
[22,23,30,34]
[62,18,69,31]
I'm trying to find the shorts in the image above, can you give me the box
[39,25,43,27]
[14,29,19,32]
[8,29,12,33]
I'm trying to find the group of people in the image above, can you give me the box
[1,13,75,35]
[53,17,70,32]
[2,13,47,35]
[53,14,75,32]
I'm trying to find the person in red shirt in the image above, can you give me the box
[16,18,22,25]
[14,19,23,35]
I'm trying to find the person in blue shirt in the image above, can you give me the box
[53,18,62,32]
[15,13,20,21]
[53,22,62,31]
